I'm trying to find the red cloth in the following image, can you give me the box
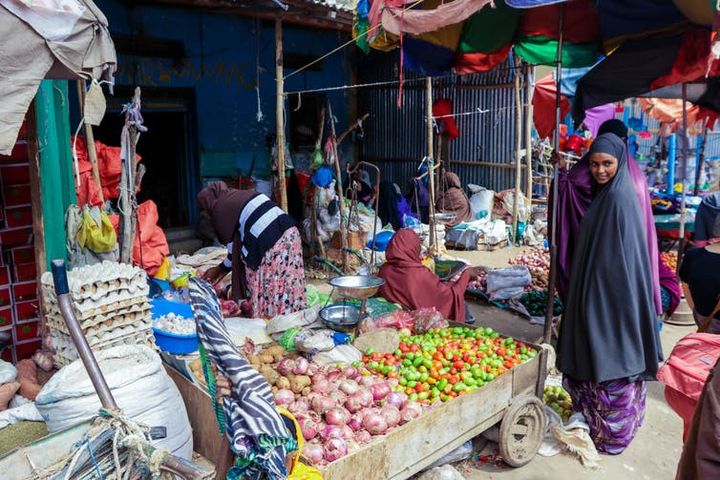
[650,28,711,90]
[73,136,142,207]
[109,200,169,276]
[517,0,599,43]
[432,99,459,139]
[455,44,512,75]
[378,229,469,321]
[533,75,571,139]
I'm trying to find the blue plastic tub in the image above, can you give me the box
[368,230,395,252]
[150,299,198,354]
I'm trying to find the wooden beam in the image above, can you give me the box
[524,64,534,201]
[426,77,437,252]
[25,102,47,334]
[512,59,522,244]
[327,100,349,272]
[275,17,288,212]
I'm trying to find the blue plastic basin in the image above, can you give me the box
[368,230,395,252]
[150,299,197,355]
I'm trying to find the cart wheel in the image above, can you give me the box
[498,394,546,467]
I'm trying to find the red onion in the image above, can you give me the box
[384,392,407,409]
[339,425,354,440]
[400,401,423,424]
[312,378,331,394]
[312,373,328,385]
[341,366,357,378]
[289,398,310,415]
[293,357,310,375]
[303,443,325,465]
[362,412,388,435]
[350,373,363,383]
[345,389,373,413]
[311,395,336,414]
[326,368,342,382]
[306,363,319,377]
[359,376,376,387]
[339,379,359,395]
[370,382,391,402]
[299,417,319,440]
[274,389,295,406]
[329,389,347,404]
[347,416,363,431]
[321,424,343,441]
[324,438,348,462]
[325,406,350,426]
[354,429,372,444]
[277,358,295,377]
[380,404,401,427]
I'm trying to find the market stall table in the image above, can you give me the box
[655,213,695,250]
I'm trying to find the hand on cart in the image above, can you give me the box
[550,150,567,170]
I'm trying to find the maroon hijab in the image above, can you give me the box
[378,229,469,321]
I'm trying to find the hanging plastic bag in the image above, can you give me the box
[76,206,116,253]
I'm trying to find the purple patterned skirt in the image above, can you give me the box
[564,376,648,454]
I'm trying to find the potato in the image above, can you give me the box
[259,354,275,364]
[301,387,311,396]
[260,365,280,385]
[247,354,261,365]
[276,376,291,390]
[290,375,311,394]
[263,345,285,357]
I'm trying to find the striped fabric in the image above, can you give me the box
[238,194,295,270]
[189,278,296,480]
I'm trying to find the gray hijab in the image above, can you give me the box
[557,133,663,383]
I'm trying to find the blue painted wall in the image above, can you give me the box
[97,0,353,179]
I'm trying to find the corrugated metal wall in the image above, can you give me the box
[357,51,526,192]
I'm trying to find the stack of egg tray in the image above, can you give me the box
[41,261,156,367]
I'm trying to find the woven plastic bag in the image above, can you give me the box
[76,206,116,253]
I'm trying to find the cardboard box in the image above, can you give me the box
[0,306,13,330]
[14,321,38,342]
[4,206,32,228]
[0,164,30,185]
[13,262,36,283]
[0,227,32,249]
[11,246,34,265]
[12,281,37,302]
[2,185,31,207]
[14,299,38,322]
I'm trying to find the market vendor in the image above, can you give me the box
[377,229,483,322]
[694,189,720,246]
[556,134,663,455]
[197,182,306,318]
[551,119,676,317]
[679,226,720,333]
[435,172,472,227]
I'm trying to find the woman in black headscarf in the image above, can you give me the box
[557,133,663,455]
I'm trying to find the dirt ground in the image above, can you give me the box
[450,247,688,480]
[314,245,690,480]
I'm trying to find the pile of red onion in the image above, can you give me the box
[278,362,425,465]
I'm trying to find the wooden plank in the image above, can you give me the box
[275,17,288,213]
[165,364,222,462]
[25,102,47,334]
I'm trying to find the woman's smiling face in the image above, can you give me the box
[589,152,619,185]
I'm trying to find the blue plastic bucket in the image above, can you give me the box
[368,230,395,252]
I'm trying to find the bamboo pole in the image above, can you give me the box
[512,59,522,245]
[524,65,534,200]
[327,100,349,272]
[677,83,689,274]
[426,77,437,252]
[76,80,104,204]
[275,17,288,212]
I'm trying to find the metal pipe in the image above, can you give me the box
[544,4,564,343]
[677,83,689,273]
[51,260,118,410]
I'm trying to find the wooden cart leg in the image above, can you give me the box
[214,437,234,480]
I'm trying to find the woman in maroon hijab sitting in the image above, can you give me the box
[378,229,482,322]
[198,182,306,318]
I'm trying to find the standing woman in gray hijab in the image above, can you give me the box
[557,133,663,455]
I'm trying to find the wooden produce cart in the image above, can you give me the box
[322,346,548,480]
[167,342,548,480]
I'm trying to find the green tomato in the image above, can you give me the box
[452,382,467,392]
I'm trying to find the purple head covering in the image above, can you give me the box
[551,122,662,314]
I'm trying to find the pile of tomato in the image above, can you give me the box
[359,326,537,403]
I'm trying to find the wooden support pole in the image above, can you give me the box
[76,80,104,204]
[512,60,523,245]
[426,77,437,252]
[327,100,349,273]
[524,65,534,201]
[26,102,47,334]
[275,16,288,212]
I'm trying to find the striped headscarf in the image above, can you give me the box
[189,278,296,479]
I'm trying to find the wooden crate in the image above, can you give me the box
[322,352,543,480]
